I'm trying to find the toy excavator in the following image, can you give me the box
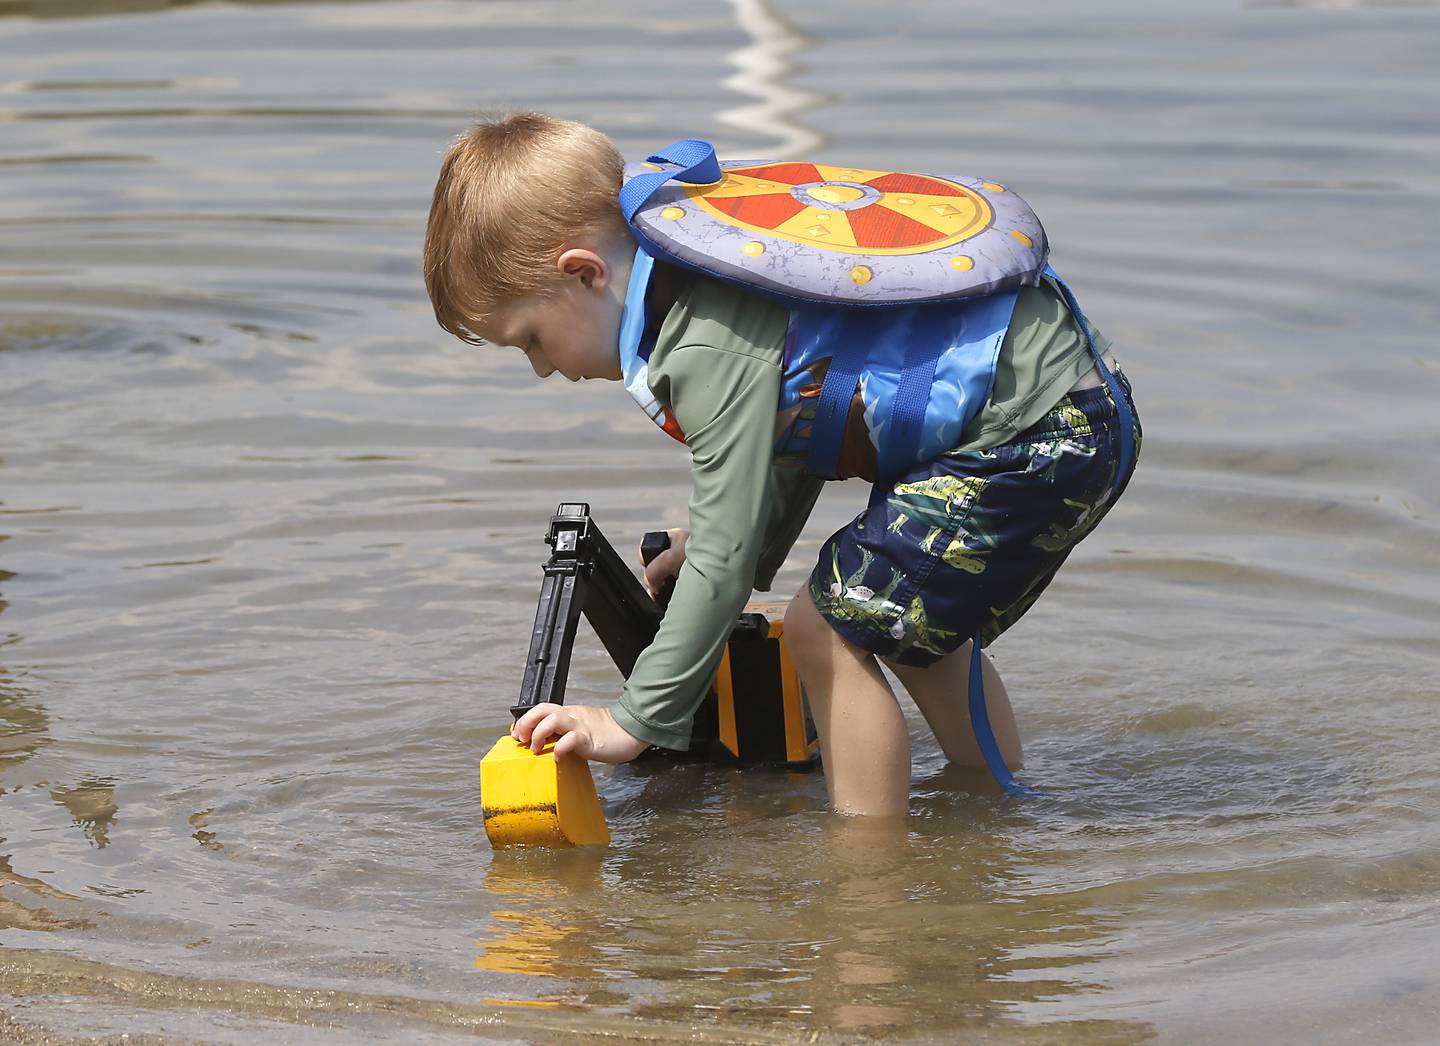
[480,503,818,848]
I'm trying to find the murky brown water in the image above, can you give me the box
[2,0,1439,1042]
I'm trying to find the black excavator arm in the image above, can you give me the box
[509,503,817,767]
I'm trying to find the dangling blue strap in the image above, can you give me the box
[619,139,723,224]
[968,629,1037,798]
[965,268,1131,799]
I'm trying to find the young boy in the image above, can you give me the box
[424,113,1140,816]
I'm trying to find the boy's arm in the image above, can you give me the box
[610,342,782,751]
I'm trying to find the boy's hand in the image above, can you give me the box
[511,703,648,763]
[640,527,689,600]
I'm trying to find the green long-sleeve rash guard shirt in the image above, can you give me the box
[607,271,1112,752]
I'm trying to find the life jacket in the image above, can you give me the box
[616,138,1086,490]
[616,140,1135,797]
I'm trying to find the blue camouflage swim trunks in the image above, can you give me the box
[808,371,1141,666]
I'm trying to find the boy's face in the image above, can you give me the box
[484,240,632,383]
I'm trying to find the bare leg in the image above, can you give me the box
[784,590,910,817]
[885,642,1023,770]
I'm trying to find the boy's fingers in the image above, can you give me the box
[528,711,571,753]
[553,732,586,760]
[514,703,558,742]
[526,714,555,752]
[644,550,682,588]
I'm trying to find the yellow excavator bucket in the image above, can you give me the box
[479,736,611,848]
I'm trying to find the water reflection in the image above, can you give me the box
[475,773,1153,1040]
[793,811,1148,1039]
[0,672,46,774]
[1244,0,1420,6]
[808,818,924,1032]
[0,857,93,932]
[718,0,827,156]
[0,669,93,932]
[475,848,608,982]
[0,0,328,18]
[0,537,107,931]
[49,779,119,849]
[0,538,43,777]
[0,510,43,779]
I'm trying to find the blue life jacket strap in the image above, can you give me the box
[619,139,723,224]
[1042,265,1134,484]
[806,333,869,480]
[880,309,936,491]
[968,629,1038,798]
[618,247,656,364]
[809,306,941,494]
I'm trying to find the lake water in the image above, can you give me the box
[2,0,1438,1042]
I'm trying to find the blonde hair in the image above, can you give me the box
[423,112,628,344]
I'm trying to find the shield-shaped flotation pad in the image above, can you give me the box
[624,157,1048,306]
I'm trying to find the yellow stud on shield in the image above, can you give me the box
[480,736,610,848]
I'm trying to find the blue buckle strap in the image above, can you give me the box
[965,268,1130,800]
[619,139,724,224]
[969,629,1038,798]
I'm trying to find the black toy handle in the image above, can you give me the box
[513,504,665,718]
[640,531,677,611]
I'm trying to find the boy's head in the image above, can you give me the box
[424,112,635,380]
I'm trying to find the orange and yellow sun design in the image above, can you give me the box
[675,162,997,256]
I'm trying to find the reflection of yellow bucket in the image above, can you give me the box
[475,908,579,977]
[479,737,610,848]
[476,848,605,978]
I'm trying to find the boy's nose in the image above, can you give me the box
[528,355,555,379]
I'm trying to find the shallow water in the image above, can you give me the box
[2,0,1439,1041]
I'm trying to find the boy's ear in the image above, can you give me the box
[556,246,608,291]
